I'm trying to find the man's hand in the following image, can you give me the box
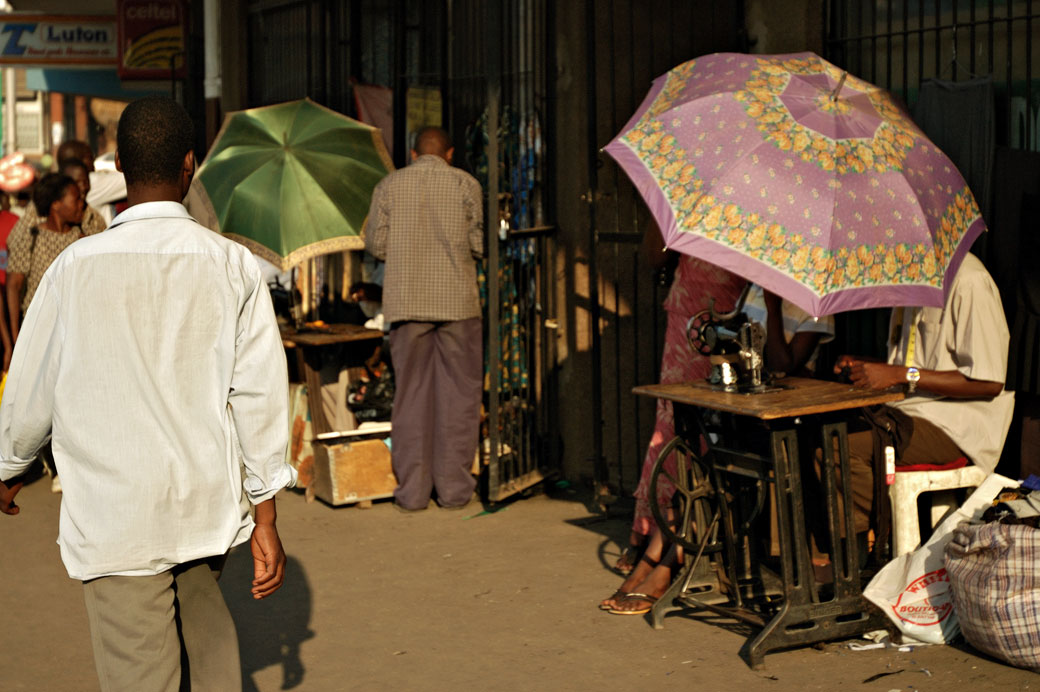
[250,521,286,599]
[842,359,906,390]
[0,477,24,515]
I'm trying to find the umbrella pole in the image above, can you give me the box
[830,71,848,101]
[290,266,302,329]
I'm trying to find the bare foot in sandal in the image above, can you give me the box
[600,524,670,609]
[608,542,680,615]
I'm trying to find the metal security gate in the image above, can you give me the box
[245,0,560,502]
[587,0,747,502]
[821,1,1040,352]
[449,0,559,502]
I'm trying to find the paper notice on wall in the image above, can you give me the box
[406,87,442,142]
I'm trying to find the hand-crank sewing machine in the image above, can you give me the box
[685,284,771,393]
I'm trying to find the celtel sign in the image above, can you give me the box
[0,15,117,65]
[118,0,186,80]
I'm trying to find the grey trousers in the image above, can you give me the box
[389,318,482,509]
[82,555,240,692]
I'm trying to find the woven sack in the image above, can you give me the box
[945,521,1040,671]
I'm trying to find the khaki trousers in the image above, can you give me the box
[82,555,240,692]
[846,414,967,534]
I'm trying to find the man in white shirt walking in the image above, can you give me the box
[0,96,296,691]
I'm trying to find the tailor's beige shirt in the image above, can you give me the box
[365,154,483,325]
[886,253,1014,472]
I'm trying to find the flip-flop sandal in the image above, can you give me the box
[608,593,658,615]
[598,589,631,611]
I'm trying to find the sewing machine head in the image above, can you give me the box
[686,284,772,393]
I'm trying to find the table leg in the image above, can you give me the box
[301,346,330,436]
[743,422,890,669]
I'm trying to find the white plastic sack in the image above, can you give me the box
[863,473,1018,644]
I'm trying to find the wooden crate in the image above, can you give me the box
[308,424,396,506]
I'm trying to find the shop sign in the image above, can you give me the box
[0,15,117,66]
[117,0,186,80]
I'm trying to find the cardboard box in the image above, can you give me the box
[309,423,395,506]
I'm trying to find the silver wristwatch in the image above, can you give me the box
[905,366,920,394]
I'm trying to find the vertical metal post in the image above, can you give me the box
[902,0,909,103]
[585,0,608,495]
[1027,0,1033,150]
[935,0,941,78]
[919,0,925,96]
[606,0,623,494]
[393,0,408,169]
[885,0,892,89]
[443,0,453,130]
[988,0,995,76]
[1007,0,1014,153]
[487,0,502,498]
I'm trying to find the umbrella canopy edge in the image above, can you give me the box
[222,231,366,272]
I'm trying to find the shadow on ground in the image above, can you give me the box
[220,549,314,691]
[560,489,635,574]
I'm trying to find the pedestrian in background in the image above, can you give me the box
[365,126,484,511]
[0,96,296,692]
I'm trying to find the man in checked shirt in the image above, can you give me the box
[365,126,484,511]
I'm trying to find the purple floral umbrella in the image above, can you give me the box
[604,51,985,317]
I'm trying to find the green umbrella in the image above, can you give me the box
[193,98,393,270]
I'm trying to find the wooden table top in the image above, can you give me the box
[632,377,904,420]
[281,323,385,348]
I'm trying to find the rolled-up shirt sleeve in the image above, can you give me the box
[228,269,296,503]
[0,274,63,481]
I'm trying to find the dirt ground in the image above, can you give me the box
[3,475,1038,692]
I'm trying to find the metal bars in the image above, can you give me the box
[243,0,559,502]
[826,0,1040,151]
[587,0,744,500]
[446,0,558,502]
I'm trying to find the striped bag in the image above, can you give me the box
[946,521,1040,671]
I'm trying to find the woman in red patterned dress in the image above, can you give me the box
[616,226,746,573]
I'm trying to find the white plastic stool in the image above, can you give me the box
[889,464,989,556]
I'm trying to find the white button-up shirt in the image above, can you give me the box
[0,202,296,580]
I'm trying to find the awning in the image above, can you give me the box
[24,68,166,100]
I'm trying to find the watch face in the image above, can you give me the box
[907,367,921,382]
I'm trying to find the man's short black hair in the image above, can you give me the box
[58,158,88,177]
[413,126,452,156]
[33,173,75,217]
[56,140,93,169]
[117,96,194,185]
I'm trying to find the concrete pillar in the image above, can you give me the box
[74,94,88,142]
[49,92,64,157]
